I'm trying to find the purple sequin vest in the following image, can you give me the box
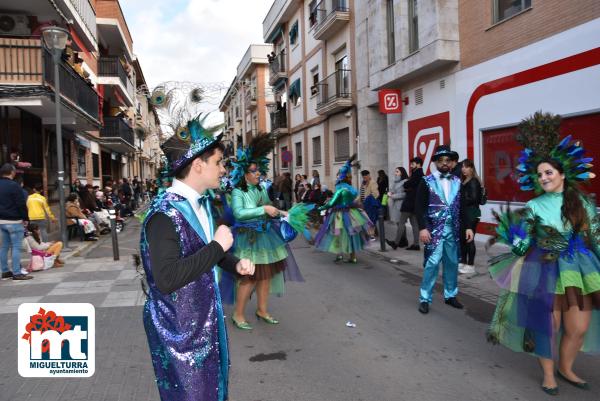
[424,174,461,244]
[140,192,228,401]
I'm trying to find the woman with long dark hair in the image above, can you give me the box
[488,112,600,395]
[458,159,481,274]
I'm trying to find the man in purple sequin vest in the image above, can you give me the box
[141,116,255,401]
[414,145,473,315]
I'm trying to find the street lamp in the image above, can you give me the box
[41,26,70,248]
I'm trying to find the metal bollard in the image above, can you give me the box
[108,208,120,261]
[378,207,386,252]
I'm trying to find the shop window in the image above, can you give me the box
[77,147,86,177]
[92,153,100,178]
[493,0,531,23]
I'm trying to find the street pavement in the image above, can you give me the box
[0,218,598,400]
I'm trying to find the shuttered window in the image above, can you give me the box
[334,128,350,162]
[312,136,322,165]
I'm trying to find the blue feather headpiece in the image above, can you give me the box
[230,134,274,187]
[168,114,221,174]
[515,112,595,192]
[336,154,358,185]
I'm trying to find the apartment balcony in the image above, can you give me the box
[316,69,352,115]
[313,0,350,41]
[98,56,135,106]
[245,87,257,110]
[0,37,100,127]
[270,109,288,137]
[268,51,287,86]
[99,116,135,153]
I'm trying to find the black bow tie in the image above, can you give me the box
[198,195,210,209]
[439,174,452,180]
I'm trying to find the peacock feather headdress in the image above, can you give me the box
[515,111,595,192]
[148,83,223,176]
[230,134,274,187]
[336,153,359,185]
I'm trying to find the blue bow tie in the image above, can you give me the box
[439,174,452,180]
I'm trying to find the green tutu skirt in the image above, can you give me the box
[314,206,373,254]
[488,246,600,359]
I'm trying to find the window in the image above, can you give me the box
[289,79,302,106]
[335,55,350,97]
[408,0,419,53]
[334,128,350,162]
[386,0,395,65]
[289,20,299,46]
[77,147,87,177]
[493,0,531,23]
[311,68,319,96]
[312,136,322,165]
[282,146,289,168]
[308,0,318,28]
[295,142,302,167]
[92,153,100,178]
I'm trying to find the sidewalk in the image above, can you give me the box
[364,220,506,305]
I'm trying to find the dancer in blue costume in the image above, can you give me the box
[314,154,373,263]
[487,112,600,395]
[140,86,255,401]
[227,135,304,330]
[415,145,474,314]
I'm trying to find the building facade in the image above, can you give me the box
[355,0,600,231]
[0,0,161,206]
[262,0,358,189]
[220,44,274,167]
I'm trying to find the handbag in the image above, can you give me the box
[381,193,389,206]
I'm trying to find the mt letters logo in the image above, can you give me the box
[18,303,95,377]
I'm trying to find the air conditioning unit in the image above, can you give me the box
[0,14,30,36]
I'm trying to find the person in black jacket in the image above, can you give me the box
[458,159,481,275]
[0,164,32,280]
[400,157,424,250]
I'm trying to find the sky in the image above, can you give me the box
[120,0,273,112]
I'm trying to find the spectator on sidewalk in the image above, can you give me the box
[358,170,380,238]
[279,172,293,210]
[294,174,303,202]
[0,163,32,280]
[27,183,57,242]
[25,223,64,268]
[310,170,320,187]
[65,193,98,241]
[401,157,424,251]
[386,167,409,250]
[458,159,482,275]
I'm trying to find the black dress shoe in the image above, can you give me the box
[418,302,429,314]
[406,244,420,251]
[398,240,409,248]
[1,271,13,280]
[385,240,398,250]
[444,297,464,309]
[541,386,559,396]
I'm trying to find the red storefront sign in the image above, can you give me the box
[378,89,403,114]
[407,111,451,174]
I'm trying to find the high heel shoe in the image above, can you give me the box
[231,316,252,330]
[344,257,357,264]
[334,255,343,263]
[557,370,590,390]
[255,312,279,324]
[540,385,559,396]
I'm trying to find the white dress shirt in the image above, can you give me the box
[167,179,213,241]
[433,170,451,203]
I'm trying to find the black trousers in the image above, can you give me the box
[460,219,479,265]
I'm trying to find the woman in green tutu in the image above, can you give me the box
[229,135,302,330]
[314,154,374,263]
[488,112,600,395]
